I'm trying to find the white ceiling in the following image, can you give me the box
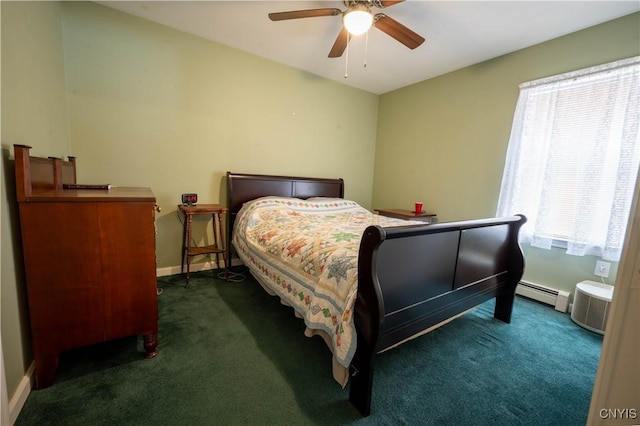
[96,1,639,94]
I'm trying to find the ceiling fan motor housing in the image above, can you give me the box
[344,0,385,8]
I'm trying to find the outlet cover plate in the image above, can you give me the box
[594,260,611,278]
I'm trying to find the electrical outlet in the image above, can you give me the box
[594,260,611,278]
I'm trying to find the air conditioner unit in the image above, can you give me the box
[571,280,614,335]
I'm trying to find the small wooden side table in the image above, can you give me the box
[178,204,228,287]
[374,208,438,224]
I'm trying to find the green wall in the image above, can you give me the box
[61,2,379,271]
[374,12,639,294]
[1,0,71,405]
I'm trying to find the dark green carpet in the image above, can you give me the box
[15,267,602,425]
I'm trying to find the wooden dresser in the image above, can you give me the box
[13,144,159,389]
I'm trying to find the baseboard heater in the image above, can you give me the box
[516,280,570,313]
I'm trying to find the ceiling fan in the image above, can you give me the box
[268,0,425,58]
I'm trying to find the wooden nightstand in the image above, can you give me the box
[374,208,438,224]
[178,204,228,287]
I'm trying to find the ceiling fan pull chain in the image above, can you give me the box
[364,30,369,68]
[344,33,350,78]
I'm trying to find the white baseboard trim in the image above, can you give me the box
[9,362,34,425]
[156,258,243,278]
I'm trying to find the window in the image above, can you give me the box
[497,57,640,261]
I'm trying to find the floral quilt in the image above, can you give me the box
[232,196,421,368]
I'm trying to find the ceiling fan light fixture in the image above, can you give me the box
[343,6,373,35]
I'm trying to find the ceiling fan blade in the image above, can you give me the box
[268,8,341,21]
[373,13,425,49]
[379,1,405,7]
[328,27,350,58]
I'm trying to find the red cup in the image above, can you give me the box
[415,202,423,213]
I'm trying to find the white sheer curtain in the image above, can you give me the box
[497,57,640,261]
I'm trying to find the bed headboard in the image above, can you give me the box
[226,171,344,250]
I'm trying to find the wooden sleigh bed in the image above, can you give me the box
[226,172,526,416]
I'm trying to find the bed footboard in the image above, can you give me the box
[349,215,526,416]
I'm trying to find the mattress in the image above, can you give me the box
[232,196,422,380]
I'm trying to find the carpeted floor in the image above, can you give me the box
[15,267,603,425]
